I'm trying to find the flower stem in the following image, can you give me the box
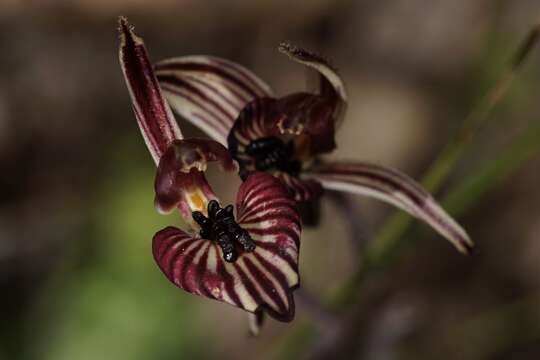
[365,19,540,268]
[279,124,540,360]
[276,19,540,360]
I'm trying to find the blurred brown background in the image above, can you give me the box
[1,1,540,359]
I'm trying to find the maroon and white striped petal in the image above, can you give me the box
[303,161,473,254]
[236,172,301,320]
[118,17,182,164]
[227,97,280,173]
[278,42,348,128]
[274,172,323,202]
[154,139,237,226]
[155,56,274,145]
[153,172,300,321]
[227,94,336,175]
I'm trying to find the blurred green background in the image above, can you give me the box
[2,0,540,359]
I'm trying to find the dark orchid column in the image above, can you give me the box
[118,18,301,325]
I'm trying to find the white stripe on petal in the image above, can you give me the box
[155,56,274,145]
[305,162,473,254]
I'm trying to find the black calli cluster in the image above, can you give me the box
[243,136,301,179]
[192,200,256,262]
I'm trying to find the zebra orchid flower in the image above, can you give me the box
[118,18,301,323]
[154,42,474,254]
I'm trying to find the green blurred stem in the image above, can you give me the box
[277,20,540,360]
[333,126,540,307]
[365,20,540,269]
[443,126,540,215]
[280,126,540,360]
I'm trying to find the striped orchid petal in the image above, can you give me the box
[274,172,323,202]
[227,97,280,175]
[118,17,183,164]
[303,161,474,254]
[279,42,348,128]
[227,94,336,178]
[155,56,274,145]
[153,172,300,321]
[154,139,237,227]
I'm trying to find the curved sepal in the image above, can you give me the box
[155,56,274,145]
[118,17,182,164]
[154,139,237,224]
[279,42,348,128]
[153,172,300,322]
[304,161,473,254]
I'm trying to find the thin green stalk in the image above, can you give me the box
[365,20,540,268]
[275,20,540,359]
[334,126,540,306]
[280,125,540,360]
[443,126,540,215]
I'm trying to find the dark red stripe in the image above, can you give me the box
[132,104,159,156]
[252,251,296,322]
[190,110,229,137]
[239,197,296,219]
[156,62,259,99]
[233,263,265,308]
[186,73,250,107]
[255,242,298,272]
[238,178,272,204]
[121,38,174,157]
[330,164,422,191]
[253,251,293,294]
[195,245,213,298]
[212,57,268,95]
[248,226,300,248]
[158,75,234,126]
[159,86,229,138]
[216,260,242,307]
[177,241,205,292]
[315,171,426,206]
[159,234,190,264]
[421,205,468,246]
[243,256,287,313]
[242,213,301,232]
[241,182,281,207]
[318,165,428,197]
[153,230,176,263]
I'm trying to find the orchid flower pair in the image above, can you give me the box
[118,18,472,327]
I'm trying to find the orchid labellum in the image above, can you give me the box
[153,38,474,254]
[118,18,301,325]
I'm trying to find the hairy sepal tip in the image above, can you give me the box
[117,16,140,44]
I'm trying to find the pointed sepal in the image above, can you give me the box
[118,17,182,164]
[279,41,348,128]
[304,161,473,254]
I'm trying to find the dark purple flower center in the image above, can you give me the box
[243,136,301,179]
[192,200,256,262]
